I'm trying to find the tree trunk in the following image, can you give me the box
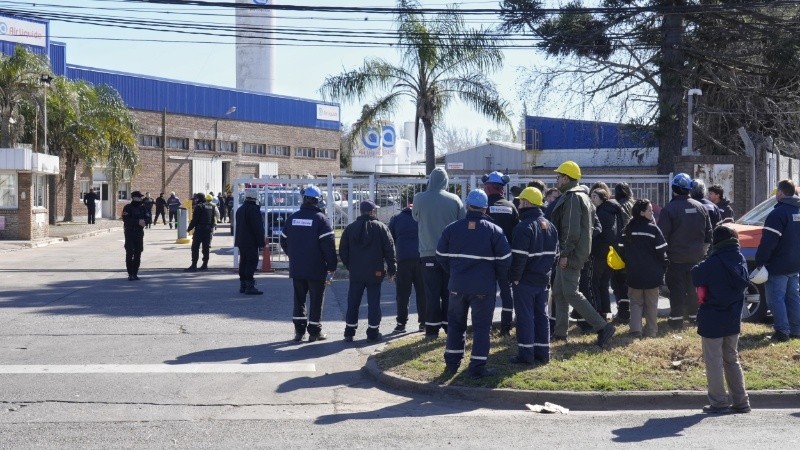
[0,112,12,148]
[657,6,687,175]
[423,117,436,176]
[63,155,77,222]
[48,175,57,225]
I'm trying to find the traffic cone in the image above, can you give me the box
[261,243,274,272]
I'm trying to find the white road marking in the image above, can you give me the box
[0,363,315,374]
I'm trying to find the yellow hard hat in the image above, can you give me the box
[607,246,625,270]
[205,194,213,202]
[516,187,544,206]
[554,160,582,180]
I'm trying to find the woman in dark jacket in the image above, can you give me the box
[590,188,625,316]
[690,225,751,414]
[618,199,667,338]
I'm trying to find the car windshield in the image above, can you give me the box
[736,196,776,226]
[266,191,303,207]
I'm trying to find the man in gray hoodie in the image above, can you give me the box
[413,168,466,339]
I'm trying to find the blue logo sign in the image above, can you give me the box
[382,126,396,148]
[362,128,381,150]
[0,22,7,35]
[252,0,270,4]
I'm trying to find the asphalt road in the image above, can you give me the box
[1,227,798,448]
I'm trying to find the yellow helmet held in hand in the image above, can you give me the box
[554,160,582,180]
[607,246,625,270]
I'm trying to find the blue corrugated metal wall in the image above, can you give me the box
[67,65,339,130]
[49,41,66,76]
[525,116,654,150]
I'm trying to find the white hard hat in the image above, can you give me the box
[749,266,768,285]
[244,188,258,200]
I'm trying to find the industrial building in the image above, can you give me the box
[1,12,341,239]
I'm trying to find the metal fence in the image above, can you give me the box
[231,173,671,268]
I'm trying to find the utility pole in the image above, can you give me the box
[162,108,167,193]
[686,88,702,155]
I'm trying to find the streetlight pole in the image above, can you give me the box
[687,88,702,155]
[40,75,53,155]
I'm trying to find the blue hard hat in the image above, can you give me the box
[671,173,695,190]
[482,171,510,185]
[303,185,322,199]
[466,189,489,208]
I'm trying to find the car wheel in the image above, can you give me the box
[742,283,768,323]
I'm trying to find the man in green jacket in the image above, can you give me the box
[550,161,616,348]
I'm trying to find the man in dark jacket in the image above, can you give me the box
[691,179,722,229]
[590,188,625,317]
[280,185,338,342]
[691,225,751,414]
[234,188,265,295]
[84,188,99,224]
[340,200,397,342]
[708,185,734,221]
[754,179,800,342]
[388,204,425,333]
[436,189,512,378]
[142,192,155,229]
[217,192,227,223]
[185,193,215,272]
[509,187,558,364]
[166,192,181,229]
[154,193,167,226]
[483,171,519,336]
[122,191,149,281]
[611,183,634,323]
[657,173,712,330]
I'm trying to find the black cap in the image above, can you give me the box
[360,200,377,213]
[713,225,738,244]
[130,191,143,199]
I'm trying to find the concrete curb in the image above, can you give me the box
[61,227,123,241]
[363,354,800,410]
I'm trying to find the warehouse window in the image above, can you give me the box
[139,135,161,147]
[268,145,290,157]
[316,149,337,160]
[295,147,314,158]
[243,143,266,155]
[167,137,189,150]
[0,173,18,209]
[194,139,215,151]
[218,140,237,153]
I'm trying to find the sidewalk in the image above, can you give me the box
[0,218,123,253]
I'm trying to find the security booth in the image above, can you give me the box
[0,148,59,240]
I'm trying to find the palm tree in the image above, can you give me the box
[0,46,50,148]
[44,78,138,221]
[320,0,513,175]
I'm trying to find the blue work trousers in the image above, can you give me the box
[444,291,494,375]
[421,256,449,336]
[344,281,383,339]
[513,283,550,363]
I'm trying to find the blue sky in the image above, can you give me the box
[35,0,546,136]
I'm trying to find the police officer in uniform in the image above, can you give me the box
[186,193,215,271]
[483,171,519,336]
[280,185,338,342]
[235,188,265,295]
[509,187,559,364]
[84,188,99,224]
[436,189,512,378]
[657,173,712,330]
[122,191,149,280]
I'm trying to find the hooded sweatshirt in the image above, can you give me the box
[412,168,466,257]
[339,214,397,283]
[550,179,594,269]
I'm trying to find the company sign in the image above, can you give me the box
[316,104,340,122]
[0,15,47,48]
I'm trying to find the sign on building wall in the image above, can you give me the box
[694,163,735,204]
[0,15,47,48]
[446,162,464,170]
[316,104,340,122]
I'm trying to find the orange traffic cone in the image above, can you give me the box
[261,243,275,272]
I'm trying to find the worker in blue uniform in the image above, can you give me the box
[508,187,559,364]
[436,189,512,379]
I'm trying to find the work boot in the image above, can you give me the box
[244,281,263,295]
[239,280,246,294]
[169,223,173,229]
[198,262,208,271]
[185,264,198,272]
[308,333,327,342]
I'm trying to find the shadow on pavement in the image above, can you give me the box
[164,339,356,364]
[612,414,707,442]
